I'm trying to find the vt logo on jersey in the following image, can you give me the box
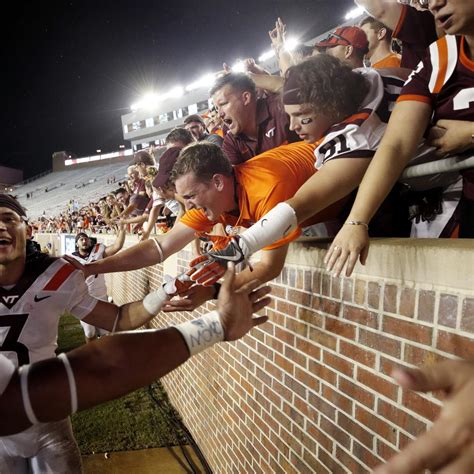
[1,295,19,307]
[265,127,276,138]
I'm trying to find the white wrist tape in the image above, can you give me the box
[174,310,224,356]
[58,353,78,414]
[19,364,39,425]
[143,286,169,315]
[239,202,298,256]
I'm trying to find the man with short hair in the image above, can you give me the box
[313,26,369,68]
[0,193,196,472]
[183,114,223,147]
[130,150,156,178]
[164,127,194,149]
[70,228,125,342]
[210,73,298,164]
[360,16,401,68]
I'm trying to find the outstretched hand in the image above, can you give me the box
[62,255,93,279]
[324,224,369,277]
[218,263,270,341]
[374,360,474,474]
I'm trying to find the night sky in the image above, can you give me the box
[1,0,352,179]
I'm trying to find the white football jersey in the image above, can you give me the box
[0,354,15,395]
[0,256,98,367]
[70,243,108,299]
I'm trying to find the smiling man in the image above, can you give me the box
[210,72,299,164]
[0,193,203,473]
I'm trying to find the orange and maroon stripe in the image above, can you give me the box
[42,263,76,291]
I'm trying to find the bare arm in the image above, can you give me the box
[355,0,403,30]
[103,225,126,257]
[65,222,196,276]
[0,264,271,436]
[325,100,432,276]
[248,73,284,94]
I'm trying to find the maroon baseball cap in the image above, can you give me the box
[314,26,369,52]
[152,147,182,188]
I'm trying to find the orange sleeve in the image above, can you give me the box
[397,94,432,105]
[179,209,215,233]
[392,4,407,38]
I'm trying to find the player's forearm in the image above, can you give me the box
[248,73,284,93]
[234,258,284,289]
[117,298,163,330]
[88,239,162,274]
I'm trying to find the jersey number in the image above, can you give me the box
[453,88,474,111]
[0,314,29,365]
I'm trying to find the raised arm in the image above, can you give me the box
[0,264,271,436]
[103,224,126,257]
[325,100,432,277]
[355,0,403,30]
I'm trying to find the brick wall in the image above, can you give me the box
[39,234,474,473]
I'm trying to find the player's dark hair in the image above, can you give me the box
[209,73,256,98]
[170,142,233,183]
[286,55,370,121]
[360,16,393,42]
[165,128,194,146]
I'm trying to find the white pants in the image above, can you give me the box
[0,418,82,473]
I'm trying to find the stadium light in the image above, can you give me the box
[231,61,246,73]
[284,37,299,52]
[345,6,365,20]
[167,86,184,99]
[96,149,101,153]
[119,145,125,149]
[185,73,216,92]
[258,50,275,62]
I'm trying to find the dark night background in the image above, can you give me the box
[1,0,352,179]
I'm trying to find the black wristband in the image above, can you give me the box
[212,283,221,300]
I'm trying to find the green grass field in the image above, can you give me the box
[57,315,186,454]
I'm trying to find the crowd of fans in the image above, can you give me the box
[12,1,474,470]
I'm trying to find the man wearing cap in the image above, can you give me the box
[0,193,201,472]
[70,228,125,343]
[183,114,224,147]
[210,72,299,164]
[313,26,369,68]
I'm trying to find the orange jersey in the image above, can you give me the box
[372,53,402,69]
[180,141,317,250]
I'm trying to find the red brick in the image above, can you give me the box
[340,340,376,368]
[265,334,284,354]
[382,315,432,345]
[294,390,320,419]
[263,360,284,382]
[335,446,368,473]
[359,328,402,358]
[274,353,295,376]
[323,351,354,377]
[284,345,307,370]
[308,326,338,351]
[438,293,458,328]
[354,278,366,305]
[298,306,323,328]
[376,439,398,462]
[399,287,416,318]
[355,405,397,445]
[331,276,342,299]
[269,283,287,299]
[312,271,322,295]
[312,296,341,316]
[285,316,308,337]
[325,317,357,340]
[295,367,320,392]
[278,425,303,457]
[306,419,333,452]
[295,336,321,361]
[402,390,441,422]
[343,305,378,328]
[291,421,316,451]
[368,281,381,309]
[461,297,474,333]
[357,367,399,400]
[352,440,381,470]
[377,400,427,436]
[320,416,351,449]
[274,327,296,346]
[338,412,374,448]
[317,447,348,474]
[403,344,445,367]
[287,288,312,307]
[383,284,398,313]
[272,378,294,401]
[308,360,338,386]
[302,448,331,474]
[418,289,436,323]
[339,376,375,409]
[322,273,331,296]
[398,431,414,450]
[308,392,336,421]
[322,384,353,415]
[437,330,474,358]
[276,300,297,318]
[284,374,307,399]
[343,278,353,302]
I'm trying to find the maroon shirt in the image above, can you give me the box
[393,5,438,71]
[222,93,299,165]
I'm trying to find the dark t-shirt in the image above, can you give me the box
[393,5,438,70]
[222,93,299,164]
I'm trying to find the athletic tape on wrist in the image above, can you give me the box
[174,310,224,356]
[58,353,78,414]
[19,364,40,425]
[143,286,168,315]
[239,202,298,256]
